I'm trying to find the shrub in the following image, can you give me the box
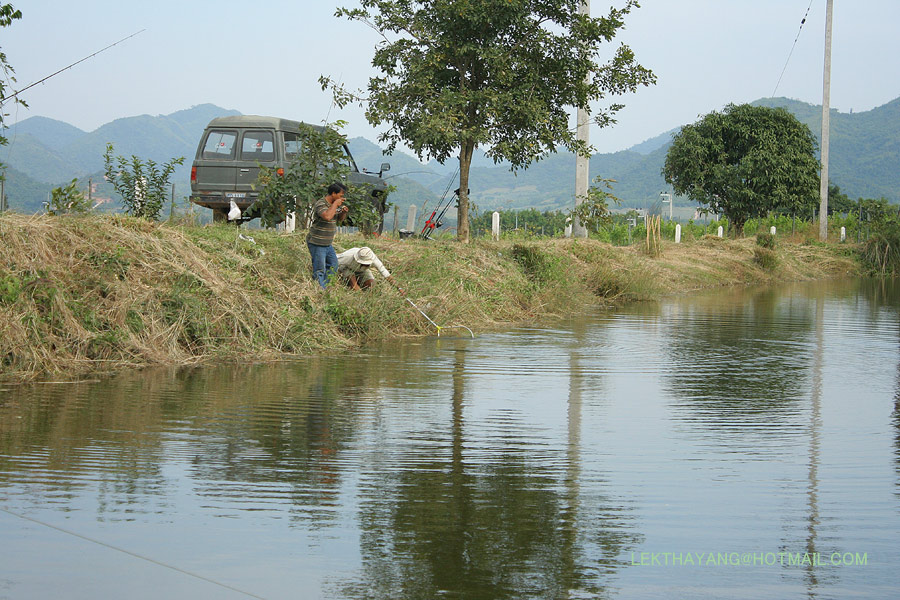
[45,179,92,216]
[754,247,778,270]
[756,232,776,250]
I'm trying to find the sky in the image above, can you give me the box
[4,0,900,157]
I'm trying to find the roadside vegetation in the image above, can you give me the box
[0,211,865,383]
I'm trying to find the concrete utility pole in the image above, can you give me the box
[818,0,834,241]
[572,0,590,239]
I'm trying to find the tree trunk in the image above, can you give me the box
[457,140,475,243]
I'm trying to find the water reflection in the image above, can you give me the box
[339,336,640,599]
[1,279,899,599]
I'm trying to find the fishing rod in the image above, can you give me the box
[420,188,457,239]
[2,29,146,107]
[404,297,474,338]
[419,163,458,239]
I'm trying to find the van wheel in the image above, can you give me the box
[212,208,228,223]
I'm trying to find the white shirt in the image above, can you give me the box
[336,248,391,279]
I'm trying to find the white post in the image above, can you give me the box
[819,0,834,241]
[406,205,417,232]
[491,211,501,241]
[770,226,776,236]
[675,223,682,244]
[717,226,724,238]
[840,226,846,242]
[572,0,591,239]
[284,211,296,234]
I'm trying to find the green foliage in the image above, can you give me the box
[828,183,854,214]
[511,244,556,284]
[753,247,778,270]
[329,0,654,241]
[250,122,384,233]
[663,104,820,234]
[103,143,184,220]
[756,232,776,250]
[860,211,900,275]
[0,3,24,169]
[571,177,623,233]
[470,207,569,238]
[44,179,92,216]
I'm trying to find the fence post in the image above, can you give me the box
[406,205,417,232]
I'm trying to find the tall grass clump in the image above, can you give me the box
[861,220,900,276]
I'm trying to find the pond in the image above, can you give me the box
[1,278,899,599]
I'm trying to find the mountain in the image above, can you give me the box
[14,116,86,148]
[3,98,898,217]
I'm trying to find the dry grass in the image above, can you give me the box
[0,213,863,382]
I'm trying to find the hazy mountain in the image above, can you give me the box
[14,116,86,148]
[3,97,898,217]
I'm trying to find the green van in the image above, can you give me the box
[189,115,390,226]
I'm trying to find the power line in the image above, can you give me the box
[772,0,815,97]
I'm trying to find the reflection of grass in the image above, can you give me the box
[0,213,862,382]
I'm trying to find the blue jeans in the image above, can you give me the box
[308,242,338,289]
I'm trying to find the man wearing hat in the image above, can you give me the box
[336,247,403,293]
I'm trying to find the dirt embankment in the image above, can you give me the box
[0,213,861,382]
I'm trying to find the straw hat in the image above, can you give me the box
[354,247,375,265]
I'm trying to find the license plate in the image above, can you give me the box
[226,192,246,199]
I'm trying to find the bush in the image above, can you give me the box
[756,232,776,250]
[861,219,900,275]
[511,243,556,283]
[44,179,92,216]
[754,247,778,270]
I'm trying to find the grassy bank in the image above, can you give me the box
[0,213,861,382]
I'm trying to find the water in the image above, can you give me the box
[1,279,898,599]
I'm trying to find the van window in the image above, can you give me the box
[241,130,275,161]
[341,146,360,172]
[284,132,302,160]
[202,130,237,159]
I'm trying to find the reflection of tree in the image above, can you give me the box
[0,360,374,522]
[341,339,638,599]
[657,285,819,427]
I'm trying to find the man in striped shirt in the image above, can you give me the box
[307,182,349,289]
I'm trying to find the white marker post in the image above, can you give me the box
[406,205,417,232]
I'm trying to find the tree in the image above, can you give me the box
[0,4,24,173]
[826,183,854,215]
[663,103,819,234]
[103,143,184,220]
[44,179,91,216]
[327,0,654,242]
[569,177,621,233]
[250,122,383,232]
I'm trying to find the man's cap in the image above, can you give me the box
[355,247,375,265]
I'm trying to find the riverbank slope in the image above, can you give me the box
[0,213,861,382]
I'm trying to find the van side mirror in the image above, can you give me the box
[380,162,391,176]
